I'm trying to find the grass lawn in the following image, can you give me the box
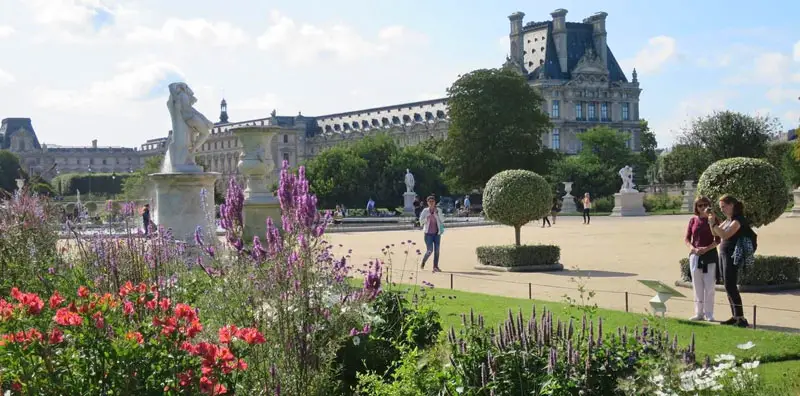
[388,284,800,392]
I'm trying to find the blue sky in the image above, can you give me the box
[0,0,798,149]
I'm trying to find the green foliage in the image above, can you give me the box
[51,173,129,196]
[680,255,800,286]
[696,157,788,227]
[475,244,560,267]
[643,194,683,213]
[764,141,800,188]
[659,145,713,184]
[0,150,23,194]
[638,120,658,165]
[483,169,551,245]
[31,182,55,196]
[680,111,780,160]
[591,196,615,212]
[440,68,552,191]
[304,134,448,209]
[120,156,163,200]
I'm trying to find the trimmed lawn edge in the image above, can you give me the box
[674,280,800,293]
[474,263,564,272]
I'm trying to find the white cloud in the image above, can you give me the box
[765,86,800,104]
[126,18,248,47]
[620,36,678,75]
[33,60,184,112]
[0,26,15,38]
[256,10,428,65]
[0,68,15,86]
[724,51,798,86]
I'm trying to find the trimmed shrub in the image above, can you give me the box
[679,255,800,286]
[643,194,683,212]
[696,157,788,227]
[51,173,130,196]
[476,245,560,268]
[483,170,551,245]
[593,196,614,212]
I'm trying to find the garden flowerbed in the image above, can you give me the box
[474,244,563,272]
[675,255,800,292]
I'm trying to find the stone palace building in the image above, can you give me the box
[2,8,641,184]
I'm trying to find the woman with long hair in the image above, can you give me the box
[685,197,720,321]
[418,195,445,273]
[582,193,592,225]
[709,194,754,328]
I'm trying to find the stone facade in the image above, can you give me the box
[2,8,641,186]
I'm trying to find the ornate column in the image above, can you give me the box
[789,187,800,218]
[680,180,695,213]
[232,126,282,241]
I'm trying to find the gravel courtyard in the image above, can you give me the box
[328,214,800,332]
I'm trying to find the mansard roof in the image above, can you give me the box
[0,118,42,150]
[523,21,628,83]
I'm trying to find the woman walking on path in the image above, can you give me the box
[542,197,559,227]
[709,195,756,328]
[418,195,445,273]
[582,193,592,225]
[141,204,151,236]
[685,196,720,322]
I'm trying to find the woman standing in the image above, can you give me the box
[582,193,592,225]
[685,197,720,321]
[418,195,445,273]
[709,195,754,328]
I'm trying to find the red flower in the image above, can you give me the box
[158,298,171,312]
[0,298,14,320]
[92,311,105,329]
[54,308,83,326]
[123,301,135,316]
[78,286,90,298]
[177,370,194,387]
[49,291,65,309]
[145,299,157,311]
[11,288,44,315]
[236,327,266,345]
[125,331,144,345]
[185,319,203,338]
[218,325,238,344]
[174,303,197,321]
[119,281,134,297]
[48,327,64,344]
[199,376,227,395]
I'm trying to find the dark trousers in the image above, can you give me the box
[542,216,551,226]
[422,233,441,268]
[583,209,591,224]
[721,253,744,317]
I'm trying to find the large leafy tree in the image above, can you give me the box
[764,141,800,189]
[304,147,369,209]
[658,144,713,184]
[679,111,780,160]
[120,156,163,200]
[440,68,552,191]
[0,150,24,195]
[638,120,658,165]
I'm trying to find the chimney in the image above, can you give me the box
[587,12,608,66]
[550,9,568,74]
[507,12,525,69]
[92,139,98,149]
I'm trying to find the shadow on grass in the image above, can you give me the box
[546,269,637,278]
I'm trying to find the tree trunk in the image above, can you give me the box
[514,225,521,246]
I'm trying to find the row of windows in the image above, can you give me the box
[322,111,447,134]
[550,128,634,151]
[550,101,632,121]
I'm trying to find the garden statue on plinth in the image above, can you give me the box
[231,125,282,240]
[610,165,646,217]
[149,82,219,242]
[791,186,800,218]
[403,169,416,214]
[681,180,695,213]
[560,181,577,213]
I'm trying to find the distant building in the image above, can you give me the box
[3,8,643,186]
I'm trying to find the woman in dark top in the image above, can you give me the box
[709,195,751,328]
[684,196,720,322]
[141,204,151,236]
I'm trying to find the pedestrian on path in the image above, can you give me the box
[685,196,720,322]
[418,195,445,273]
[582,193,592,225]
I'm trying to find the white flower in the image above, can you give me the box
[716,362,735,371]
[742,361,760,370]
[737,341,756,350]
[651,374,664,384]
[352,335,361,346]
[714,354,736,362]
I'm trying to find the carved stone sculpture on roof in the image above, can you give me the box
[571,45,608,79]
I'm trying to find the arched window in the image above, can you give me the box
[283,134,288,143]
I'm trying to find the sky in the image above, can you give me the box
[0,0,798,149]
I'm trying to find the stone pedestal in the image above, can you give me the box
[15,178,24,189]
[789,187,800,218]
[150,172,219,242]
[232,126,282,241]
[403,192,416,214]
[610,191,646,217]
[680,180,695,213]
[561,182,578,213]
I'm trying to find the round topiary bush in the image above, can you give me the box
[483,169,552,245]
[696,157,788,227]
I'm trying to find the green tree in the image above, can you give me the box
[387,144,448,199]
[764,141,800,188]
[440,68,552,191]
[0,150,23,195]
[483,170,551,246]
[659,145,713,184]
[304,147,369,209]
[679,111,780,160]
[638,120,658,164]
[120,156,163,200]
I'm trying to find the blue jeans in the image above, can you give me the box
[422,233,441,268]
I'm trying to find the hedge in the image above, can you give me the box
[51,173,131,196]
[476,245,561,269]
[679,256,800,286]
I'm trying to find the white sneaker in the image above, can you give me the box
[705,316,715,322]
[689,314,704,321]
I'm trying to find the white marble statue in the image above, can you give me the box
[618,165,636,192]
[404,169,415,193]
[164,82,214,173]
